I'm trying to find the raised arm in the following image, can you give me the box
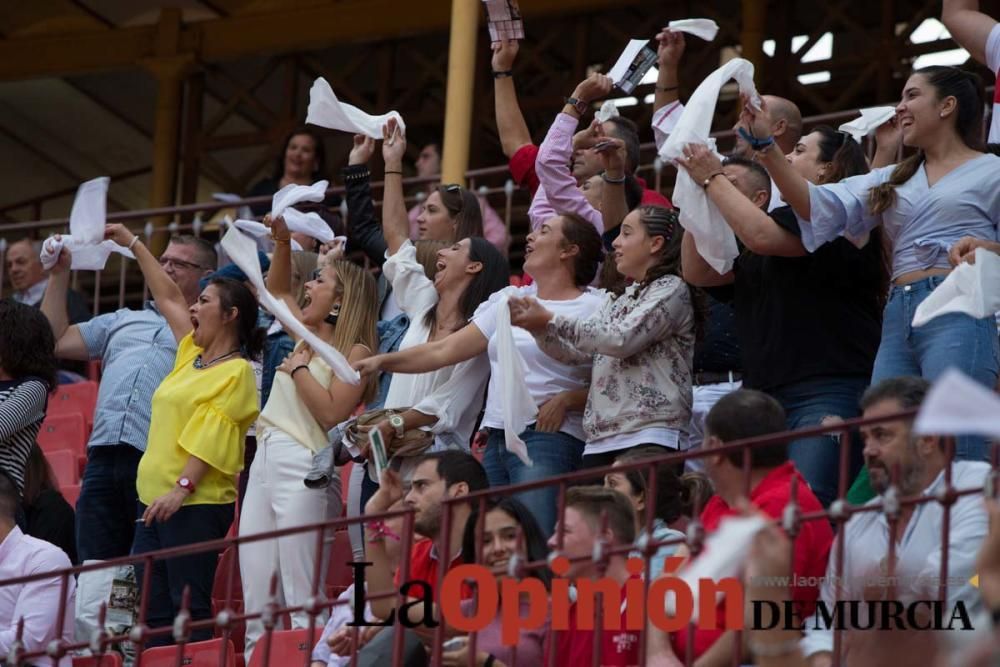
[681,229,734,288]
[740,100,812,220]
[39,244,90,361]
[597,136,630,234]
[343,134,389,267]
[380,119,410,256]
[265,215,305,323]
[105,224,191,342]
[677,143,805,257]
[653,29,685,113]
[353,323,488,377]
[492,39,533,158]
[942,0,998,66]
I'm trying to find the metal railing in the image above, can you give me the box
[2,408,996,667]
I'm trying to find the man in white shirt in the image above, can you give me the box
[5,239,91,324]
[0,472,75,667]
[801,376,990,665]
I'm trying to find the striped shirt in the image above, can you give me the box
[77,303,178,452]
[0,378,48,495]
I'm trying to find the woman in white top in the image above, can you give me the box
[239,217,378,660]
[360,121,510,461]
[355,208,605,537]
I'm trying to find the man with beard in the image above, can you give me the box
[800,377,990,665]
[361,450,488,622]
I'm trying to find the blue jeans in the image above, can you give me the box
[76,444,144,561]
[872,276,1000,460]
[482,427,585,538]
[770,376,869,508]
[132,502,233,647]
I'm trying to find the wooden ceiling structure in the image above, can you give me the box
[0,0,997,227]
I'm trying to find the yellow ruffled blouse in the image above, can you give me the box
[137,333,259,506]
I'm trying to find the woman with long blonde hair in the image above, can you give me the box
[240,216,378,660]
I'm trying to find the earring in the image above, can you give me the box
[325,303,341,326]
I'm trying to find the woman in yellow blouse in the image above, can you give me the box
[105,224,262,647]
[239,215,377,660]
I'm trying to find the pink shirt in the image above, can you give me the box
[408,197,509,253]
[528,112,606,234]
[0,527,75,667]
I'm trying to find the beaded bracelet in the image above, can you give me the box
[365,520,401,543]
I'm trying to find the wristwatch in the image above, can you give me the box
[176,477,196,495]
[564,96,589,117]
[388,413,406,439]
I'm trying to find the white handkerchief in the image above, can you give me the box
[272,180,329,217]
[912,248,1000,326]
[659,58,761,274]
[663,515,767,622]
[608,39,658,95]
[496,296,537,466]
[668,18,720,42]
[220,225,359,385]
[914,368,1000,440]
[839,106,896,142]
[283,208,335,244]
[39,177,135,271]
[595,100,620,124]
[234,219,270,238]
[306,77,406,140]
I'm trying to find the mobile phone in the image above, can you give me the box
[442,638,467,651]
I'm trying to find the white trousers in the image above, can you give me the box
[239,427,342,660]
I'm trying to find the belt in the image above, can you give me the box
[693,370,742,385]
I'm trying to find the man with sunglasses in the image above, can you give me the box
[39,234,216,642]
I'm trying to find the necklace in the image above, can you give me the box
[193,348,240,370]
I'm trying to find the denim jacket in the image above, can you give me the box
[370,312,411,410]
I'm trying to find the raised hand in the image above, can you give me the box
[349,134,376,166]
[491,38,519,72]
[737,94,772,139]
[572,72,614,103]
[656,28,686,68]
[381,119,406,170]
[595,136,627,176]
[104,223,137,248]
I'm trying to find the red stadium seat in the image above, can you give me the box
[49,381,98,430]
[140,638,235,667]
[246,629,314,667]
[37,413,88,456]
[325,532,354,600]
[61,483,81,508]
[73,654,123,667]
[212,547,246,652]
[46,449,79,487]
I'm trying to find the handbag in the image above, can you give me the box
[344,408,435,460]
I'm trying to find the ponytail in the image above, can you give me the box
[868,151,924,215]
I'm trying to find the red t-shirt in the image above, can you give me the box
[639,186,673,209]
[509,144,541,197]
[671,462,834,660]
[551,576,642,667]
[393,538,470,601]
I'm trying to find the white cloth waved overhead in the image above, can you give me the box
[306,77,406,140]
[595,100,620,124]
[659,58,762,274]
[283,207,337,244]
[914,368,1000,441]
[271,179,329,217]
[838,106,896,142]
[912,248,1000,326]
[233,220,304,251]
[667,18,720,41]
[220,225,359,385]
[39,177,135,271]
[496,297,537,467]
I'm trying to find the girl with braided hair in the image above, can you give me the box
[509,205,695,469]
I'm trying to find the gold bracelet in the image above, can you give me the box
[274,236,291,244]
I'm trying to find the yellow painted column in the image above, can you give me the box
[440,0,479,186]
[741,0,766,74]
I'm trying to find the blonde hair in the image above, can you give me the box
[325,258,379,405]
[290,251,319,308]
[414,240,448,281]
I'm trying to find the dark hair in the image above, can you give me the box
[0,299,57,390]
[705,389,788,468]
[436,185,484,242]
[419,450,489,494]
[565,486,637,546]
[558,213,604,286]
[169,234,218,270]
[860,376,929,412]
[613,446,711,524]
[271,126,327,182]
[423,237,511,332]
[987,143,1000,156]
[721,156,772,208]
[869,66,986,215]
[604,116,641,173]
[811,125,869,184]
[461,496,553,588]
[207,277,266,360]
[23,444,57,507]
[623,173,644,210]
[0,471,16,521]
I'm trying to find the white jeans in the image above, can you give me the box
[239,427,342,660]
[682,379,743,472]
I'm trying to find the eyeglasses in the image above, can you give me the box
[160,257,210,271]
